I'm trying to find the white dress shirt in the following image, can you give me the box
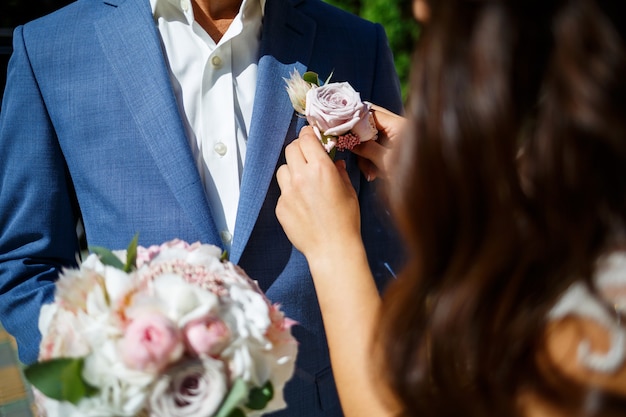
[150,0,265,250]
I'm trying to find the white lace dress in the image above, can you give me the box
[549,253,626,373]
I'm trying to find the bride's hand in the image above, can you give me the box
[353,104,406,181]
[276,127,362,260]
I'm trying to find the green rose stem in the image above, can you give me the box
[320,133,337,160]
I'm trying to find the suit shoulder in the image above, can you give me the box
[21,0,114,43]
[24,0,100,26]
[293,0,379,32]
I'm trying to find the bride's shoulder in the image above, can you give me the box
[545,252,626,395]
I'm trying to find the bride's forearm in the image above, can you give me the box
[306,242,400,417]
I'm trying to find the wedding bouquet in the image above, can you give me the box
[26,237,297,417]
[284,70,378,157]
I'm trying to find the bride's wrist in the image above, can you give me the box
[305,235,368,277]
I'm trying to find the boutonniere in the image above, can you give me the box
[284,70,378,158]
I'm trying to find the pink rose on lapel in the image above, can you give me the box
[306,82,377,141]
[284,70,378,155]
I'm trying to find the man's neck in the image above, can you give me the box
[193,0,243,43]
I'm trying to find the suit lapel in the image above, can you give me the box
[230,0,315,263]
[93,0,221,245]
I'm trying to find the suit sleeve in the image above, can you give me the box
[368,23,404,115]
[0,26,81,364]
[357,23,405,292]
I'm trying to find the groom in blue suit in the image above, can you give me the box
[0,0,402,414]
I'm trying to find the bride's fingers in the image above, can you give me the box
[370,107,406,147]
[284,138,306,168]
[298,128,330,163]
[352,140,386,165]
[334,159,354,187]
[369,103,397,116]
[356,156,377,182]
[276,164,291,191]
[353,141,389,180]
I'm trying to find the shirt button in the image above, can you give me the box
[214,142,227,156]
[180,0,190,12]
[220,230,232,245]
[211,55,223,69]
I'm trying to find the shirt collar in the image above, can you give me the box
[149,0,266,24]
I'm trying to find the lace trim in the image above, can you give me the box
[549,253,626,374]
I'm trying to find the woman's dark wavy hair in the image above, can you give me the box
[379,0,626,415]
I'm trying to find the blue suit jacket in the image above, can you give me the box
[0,0,403,414]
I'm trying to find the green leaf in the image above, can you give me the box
[220,250,229,262]
[88,246,125,270]
[246,381,274,410]
[227,408,246,417]
[302,71,320,86]
[215,379,248,417]
[323,70,334,85]
[124,233,139,272]
[24,358,99,405]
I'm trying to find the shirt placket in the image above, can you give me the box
[201,43,239,249]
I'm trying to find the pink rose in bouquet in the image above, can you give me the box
[284,70,378,156]
[27,237,298,417]
[119,312,184,373]
[184,316,231,357]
